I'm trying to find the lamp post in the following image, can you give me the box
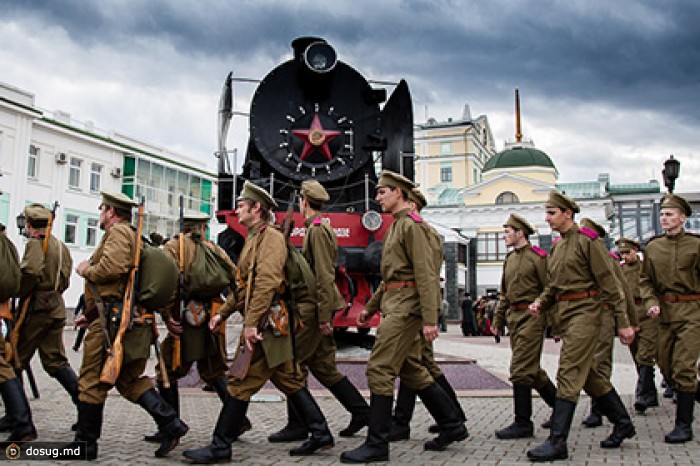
[16,212,26,236]
[662,155,680,194]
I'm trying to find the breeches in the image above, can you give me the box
[17,313,69,375]
[507,310,550,387]
[657,319,700,392]
[227,344,305,401]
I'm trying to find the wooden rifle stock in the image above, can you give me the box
[100,201,144,385]
[11,201,59,369]
[171,194,184,371]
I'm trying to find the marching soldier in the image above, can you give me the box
[490,214,556,439]
[617,237,660,413]
[639,194,700,443]
[578,218,637,429]
[144,212,251,444]
[527,191,636,462]
[2,204,77,432]
[386,187,467,442]
[75,191,188,460]
[340,171,467,464]
[183,181,334,463]
[0,230,36,441]
[268,180,369,442]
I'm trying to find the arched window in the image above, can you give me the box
[496,191,519,204]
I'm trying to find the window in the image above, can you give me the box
[90,163,102,193]
[28,145,39,179]
[440,166,452,182]
[86,218,99,247]
[65,214,78,244]
[440,142,452,155]
[496,191,519,204]
[69,158,82,189]
[477,232,508,261]
[473,168,478,184]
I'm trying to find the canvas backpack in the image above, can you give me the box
[187,240,232,300]
[138,244,179,310]
[283,243,317,310]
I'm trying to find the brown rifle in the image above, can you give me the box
[11,201,58,369]
[99,199,144,385]
[171,195,185,371]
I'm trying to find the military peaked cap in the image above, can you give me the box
[237,180,278,209]
[615,237,640,252]
[183,212,210,224]
[546,190,580,213]
[24,203,51,224]
[300,179,330,204]
[503,213,535,237]
[660,194,692,216]
[409,188,427,211]
[580,218,606,237]
[377,170,416,193]
[100,190,137,211]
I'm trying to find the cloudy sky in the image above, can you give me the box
[2,0,699,191]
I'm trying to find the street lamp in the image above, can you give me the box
[16,212,26,236]
[662,155,680,194]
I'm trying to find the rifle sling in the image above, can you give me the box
[86,282,113,354]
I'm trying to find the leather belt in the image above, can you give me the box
[510,303,530,311]
[383,280,417,292]
[556,290,599,302]
[663,293,700,303]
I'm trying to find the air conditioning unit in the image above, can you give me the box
[55,152,68,164]
[110,167,122,178]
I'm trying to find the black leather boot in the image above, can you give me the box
[137,388,189,457]
[74,401,104,461]
[0,378,37,441]
[388,381,415,441]
[582,398,603,427]
[268,397,309,442]
[340,393,393,463]
[634,365,658,413]
[496,384,534,439]
[183,395,248,463]
[536,380,556,428]
[329,376,369,437]
[663,377,675,399]
[210,377,251,439]
[696,384,700,403]
[52,366,80,431]
[527,398,576,462]
[665,390,694,443]
[0,415,14,433]
[288,387,335,455]
[596,388,636,448]
[144,381,179,443]
[643,366,659,407]
[417,382,468,451]
[428,374,466,433]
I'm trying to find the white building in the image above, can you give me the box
[0,81,216,306]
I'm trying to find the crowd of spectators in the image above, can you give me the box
[460,292,501,337]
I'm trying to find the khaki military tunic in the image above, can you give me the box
[492,244,551,388]
[217,221,303,401]
[366,209,440,396]
[79,220,153,404]
[536,224,626,402]
[639,231,700,392]
[590,253,637,384]
[0,236,20,383]
[624,258,658,366]
[17,235,72,375]
[290,214,347,387]
[157,233,235,383]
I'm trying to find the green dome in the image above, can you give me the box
[483,146,555,172]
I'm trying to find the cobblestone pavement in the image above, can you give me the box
[5,324,699,464]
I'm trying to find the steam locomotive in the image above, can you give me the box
[215,36,415,332]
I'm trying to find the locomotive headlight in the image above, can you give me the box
[362,210,383,232]
[304,41,337,73]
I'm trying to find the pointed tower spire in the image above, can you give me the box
[515,88,522,143]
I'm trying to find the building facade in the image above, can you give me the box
[0,81,216,306]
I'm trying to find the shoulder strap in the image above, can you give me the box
[530,245,547,257]
[578,227,599,240]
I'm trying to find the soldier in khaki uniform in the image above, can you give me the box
[269,180,369,443]
[183,181,334,464]
[75,191,188,460]
[578,218,638,429]
[0,231,36,441]
[2,204,77,432]
[527,191,636,462]
[617,237,660,413]
[386,187,467,442]
[340,171,467,464]
[639,194,700,443]
[490,214,556,439]
[143,212,251,444]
